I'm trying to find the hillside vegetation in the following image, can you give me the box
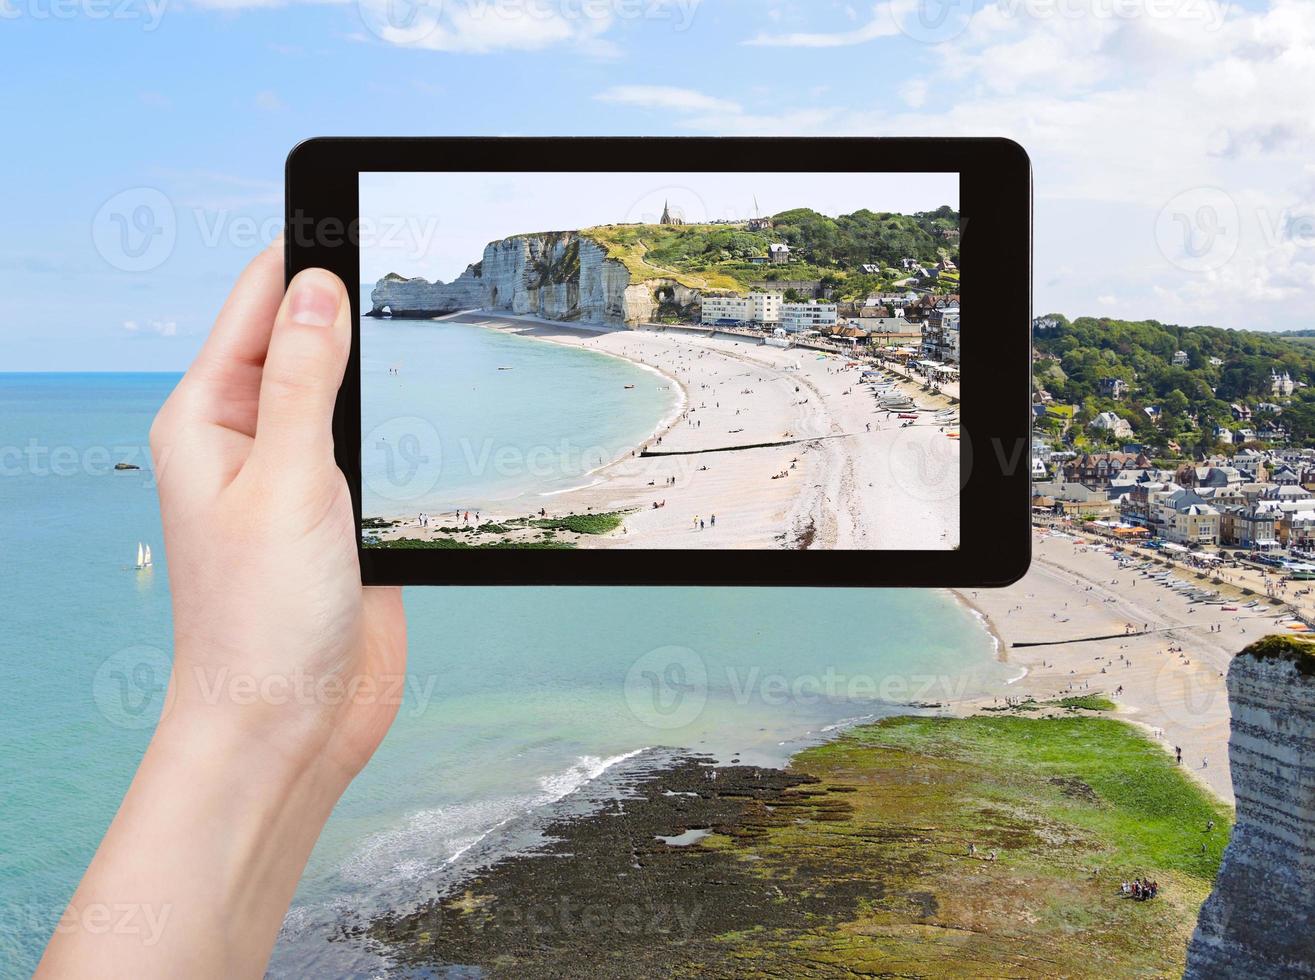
[583,206,959,298]
[1035,314,1315,454]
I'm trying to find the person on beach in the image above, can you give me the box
[38,248,407,978]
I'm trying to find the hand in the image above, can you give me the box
[38,242,407,978]
[150,241,405,781]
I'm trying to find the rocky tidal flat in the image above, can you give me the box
[354,714,1230,978]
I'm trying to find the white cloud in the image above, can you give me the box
[122,319,179,337]
[595,85,741,114]
[599,1,1315,331]
[744,2,902,46]
[356,0,622,55]
[253,90,286,111]
[898,78,927,108]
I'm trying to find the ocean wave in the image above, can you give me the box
[338,748,652,892]
[535,748,649,803]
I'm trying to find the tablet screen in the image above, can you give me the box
[357,171,961,552]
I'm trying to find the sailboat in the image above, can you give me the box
[135,542,153,570]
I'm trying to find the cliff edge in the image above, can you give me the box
[1185,636,1315,979]
[369,230,698,327]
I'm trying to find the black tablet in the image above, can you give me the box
[285,137,1032,587]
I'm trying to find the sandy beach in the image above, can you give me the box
[952,526,1298,804]
[371,312,961,550]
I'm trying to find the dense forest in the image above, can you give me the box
[1034,315,1315,454]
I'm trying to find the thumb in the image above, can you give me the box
[252,268,351,468]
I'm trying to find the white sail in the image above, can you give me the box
[143,544,152,567]
[136,542,144,568]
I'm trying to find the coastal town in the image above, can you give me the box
[975,312,1315,808]
[362,198,965,551]
[1031,315,1315,585]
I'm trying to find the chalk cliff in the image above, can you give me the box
[369,231,700,328]
[1185,637,1315,979]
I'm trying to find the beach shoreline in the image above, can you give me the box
[943,525,1277,804]
[365,311,961,551]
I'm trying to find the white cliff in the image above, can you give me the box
[1185,637,1315,979]
[369,231,701,327]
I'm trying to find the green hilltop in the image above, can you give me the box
[1035,314,1315,455]
[582,206,960,298]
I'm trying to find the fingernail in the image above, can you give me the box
[288,273,340,327]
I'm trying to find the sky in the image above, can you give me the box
[2,0,1310,370]
[359,170,959,283]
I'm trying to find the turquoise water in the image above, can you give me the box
[361,317,676,517]
[0,373,1010,976]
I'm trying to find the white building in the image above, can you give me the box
[780,302,838,334]
[1091,411,1134,439]
[920,307,960,365]
[701,291,783,326]
[1172,350,1190,367]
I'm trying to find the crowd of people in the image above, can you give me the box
[1121,878,1160,901]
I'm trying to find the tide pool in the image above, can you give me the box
[0,374,1010,976]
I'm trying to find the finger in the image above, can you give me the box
[149,240,288,498]
[179,237,286,437]
[250,268,350,468]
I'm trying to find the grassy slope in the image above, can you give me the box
[582,209,956,297]
[702,715,1232,978]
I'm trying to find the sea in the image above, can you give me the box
[361,314,678,517]
[0,369,1012,977]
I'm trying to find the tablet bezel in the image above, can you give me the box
[285,136,1032,587]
